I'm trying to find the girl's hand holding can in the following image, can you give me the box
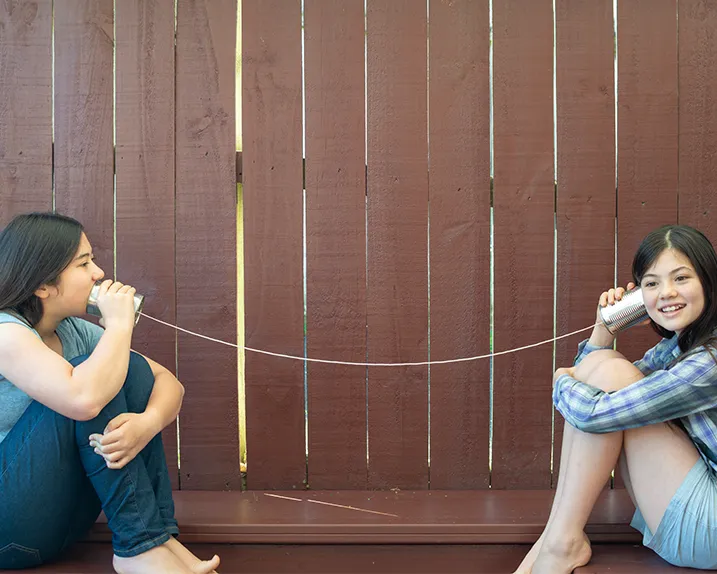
[94,280,137,331]
[590,282,636,346]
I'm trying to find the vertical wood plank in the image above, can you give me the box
[678,0,717,241]
[54,0,114,268]
[554,0,616,480]
[616,0,678,362]
[0,0,53,224]
[492,0,555,490]
[176,0,239,490]
[428,0,491,489]
[243,0,305,489]
[115,0,178,489]
[305,0,367,489]
[366,0,429,490]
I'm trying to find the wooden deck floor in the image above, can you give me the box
[3,542,690,573]
[2,490,696,572]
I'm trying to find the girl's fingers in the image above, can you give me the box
[105,451,123,463]
[99,442,120,454]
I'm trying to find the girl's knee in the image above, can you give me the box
[123,352,155,410]
[128,351,152,380]
[585,357,643,392]
[574,349,625,381]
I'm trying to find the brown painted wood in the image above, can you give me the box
[53,0,114,269]
[305,0,367,489]
[678,0,717,242]
[366,0,429,490]
[615,0,678,363]
[175,0,239,490]
[0,0,53,225]
[428,0,491,490]
[2,542,690,573]
[115,0,179,489]
[242,0,305,490]
[87,489,640,544]
[554,0,616,481]
[491,0,555,489]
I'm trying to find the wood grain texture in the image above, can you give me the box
[428,0,491,489]
[0,0,53,224]
[554,0,616,482]
[175,0,239,490]
[2,542,689,573]
[305,0,367,489]
[54,0,114,268]
[115,0,178,489]
[491,0,555,489]
[616,0,678,362]
[366,0,429,489]
[243,0,306,489]
[678,0,717,243]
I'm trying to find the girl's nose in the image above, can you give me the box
[92,264,105,282]
[660,283,678,299]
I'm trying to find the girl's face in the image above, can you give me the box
[640,248,705,334]
[43,233,105,318]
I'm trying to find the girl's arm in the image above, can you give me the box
[0,285,137,421]
[138,355,185,435]
[553,347,717,433]
[0,322,133,420]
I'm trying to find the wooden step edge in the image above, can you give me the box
[86,524,641,545]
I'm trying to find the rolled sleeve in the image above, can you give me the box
[573,339,613,366]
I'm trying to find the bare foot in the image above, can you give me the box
[512,532,546,574]
[513,531,591,574]
[532,532,592,574]
[113,544,193,573]
[165,536,221,573]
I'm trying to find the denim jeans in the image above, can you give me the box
[0,352,178,568]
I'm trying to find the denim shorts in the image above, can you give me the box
[631,457,717,569]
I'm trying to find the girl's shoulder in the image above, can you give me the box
[0,311,34,330]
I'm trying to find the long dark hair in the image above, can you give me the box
[632,224,717,356]
[0,213,84,326]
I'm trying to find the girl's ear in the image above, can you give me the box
[34,285,51,300]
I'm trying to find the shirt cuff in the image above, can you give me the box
[552,373,578,406]
[574,338,614,364]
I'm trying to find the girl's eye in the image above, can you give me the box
[643,281,657,288]
[676,275,687,282]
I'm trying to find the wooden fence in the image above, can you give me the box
[2,0,717,492]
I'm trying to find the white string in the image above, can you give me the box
[140,312,600,368]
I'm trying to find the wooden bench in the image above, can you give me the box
[6,490,694,573]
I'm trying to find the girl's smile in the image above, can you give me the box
[640,249,705,334]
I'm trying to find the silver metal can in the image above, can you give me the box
[86,281,145,326]
[598,287,648,334]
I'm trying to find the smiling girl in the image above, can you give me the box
[514,224,717,573]
[0,213,219,573]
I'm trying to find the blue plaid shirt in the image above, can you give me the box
[554,335,717,472]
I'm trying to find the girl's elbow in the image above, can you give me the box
[70,397,103,421]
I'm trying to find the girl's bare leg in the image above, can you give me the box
[511,420,577,574]
[530,425,621,574]
[511,350,624,574]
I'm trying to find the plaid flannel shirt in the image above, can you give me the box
[553,334,717,472]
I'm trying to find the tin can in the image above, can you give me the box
[86,281,145,326]
[598,287,648,334]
